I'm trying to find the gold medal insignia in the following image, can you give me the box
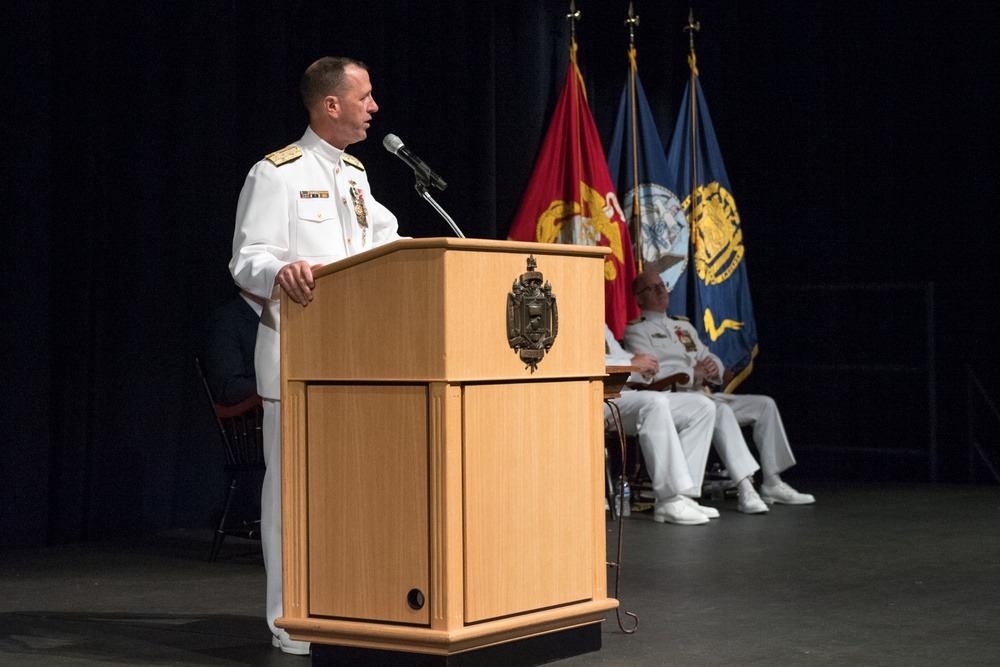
[675,326,698,353]
[348,180,369,244]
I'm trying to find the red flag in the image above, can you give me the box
[508,42,640,339]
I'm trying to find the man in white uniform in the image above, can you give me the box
[604,325,717,525]
[229,56,403,654]
[624,271,815,515]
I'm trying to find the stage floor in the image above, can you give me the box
[2,481,999,666]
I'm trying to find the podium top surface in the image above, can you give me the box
[312,237,612,280]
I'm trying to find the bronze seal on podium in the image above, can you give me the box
[507,255,558,372]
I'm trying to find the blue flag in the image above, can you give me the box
[607,51,691,307]
[664,61,758,391]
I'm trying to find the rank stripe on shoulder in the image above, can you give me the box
[342,153,365,171]
[265,145,303,166]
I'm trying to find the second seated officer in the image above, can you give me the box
[625,271,815,515]
[604,324,718,525]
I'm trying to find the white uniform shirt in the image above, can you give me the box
[229,126,402,398]
[623,311,724,390]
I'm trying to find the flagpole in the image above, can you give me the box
[579,6,638,635]
[566,0,580,42]
[626,3,642,273]
[567,3,583,244]
[684,9,701,319]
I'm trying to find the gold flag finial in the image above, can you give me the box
[625,2,640,46]
[684,8,700,50]
[567,1,581,41]
[684,9,700,74]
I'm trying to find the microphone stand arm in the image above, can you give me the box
[414,179,465,239]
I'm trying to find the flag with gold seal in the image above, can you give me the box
[606,44,690,304]
[507,39,639,339]
[665,46,758,392]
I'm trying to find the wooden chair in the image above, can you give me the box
[604,370,689,517]
[195,358,265,561]
[628,373,688,394]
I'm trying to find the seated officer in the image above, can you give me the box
[203,289,265,406]
[604,324,718,525]
[624,271,815,514]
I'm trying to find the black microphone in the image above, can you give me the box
[383,134,447,191]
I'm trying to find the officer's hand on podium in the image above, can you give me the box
[276,261,324,306]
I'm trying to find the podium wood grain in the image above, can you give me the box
[278,238,617,656]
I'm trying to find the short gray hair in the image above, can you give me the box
[300,56,368,109]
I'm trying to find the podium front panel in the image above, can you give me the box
[462,380,598,623]
[305,383,430,625]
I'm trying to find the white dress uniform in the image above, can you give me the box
[229,126,402,643]
[604,326,715,505]
[624,311,797,484]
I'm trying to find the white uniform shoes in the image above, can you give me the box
[737,488,770,514]
[653,497,710,525]
[760,481,816,505]
[682,496,720,519]
[272,635,310,655]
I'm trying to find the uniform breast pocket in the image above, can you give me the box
[649,335,673,351]
[295,199,341,257]
[651,335,689,361]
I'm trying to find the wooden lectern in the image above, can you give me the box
[277,238,618,665]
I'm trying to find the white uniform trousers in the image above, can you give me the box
[606,391,715,501]
[708,393,797,482]
[261,399,286,641]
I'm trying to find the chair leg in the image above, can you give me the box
[209,476,239,562]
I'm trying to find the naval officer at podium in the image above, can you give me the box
[229,55,403,655]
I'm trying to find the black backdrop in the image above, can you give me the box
[3,1,998,548]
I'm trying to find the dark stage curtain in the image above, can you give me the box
[3,1,998,548]
[7,0,578,546]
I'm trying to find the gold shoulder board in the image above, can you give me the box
[265,145,303,166]
[627,316,645,325]
[342,153,365,171]
[674,315,690,322]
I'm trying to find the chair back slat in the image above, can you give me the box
[195,358,264,469]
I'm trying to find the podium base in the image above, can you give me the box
[310,623,602,667]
